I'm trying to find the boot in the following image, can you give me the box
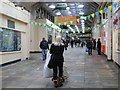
[58,77,63,86]
[53,80,59,88]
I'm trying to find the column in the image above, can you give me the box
[107,6,112,60]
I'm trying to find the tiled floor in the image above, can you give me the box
[1,46,120,88]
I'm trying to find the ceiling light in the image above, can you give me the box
[68,11,72,14]
[80,16,84,19]
[79,12,84,15]
[56,12,61,15]
[78,5,84,8]
[62,0,66,1]
[49,5,55,9]
[70,3,75,6]
[66,7,70,10]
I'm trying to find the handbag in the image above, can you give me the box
[48,55,54,69]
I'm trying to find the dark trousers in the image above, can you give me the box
[53,61,63,80]
[88,47,92,55]
[71,43,73,48]
[98,48,101,55]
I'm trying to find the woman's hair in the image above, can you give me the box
[56,36,62,43]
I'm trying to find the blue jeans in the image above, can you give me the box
[42,49,47,60]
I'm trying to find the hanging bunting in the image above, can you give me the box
[41,24,43,26]
[61,23,63,26]
[70,21,73,24]
[119,1,120,4]
[91,27,93,29]
[108,5,112,10]
[87,15,91,19]
[51,24,53,26]
[64,22,67,25]
[95,12,99,16]
[96,25,99,28]
[73,20,76,23]
[99,10,103,15]
[77,19,80,23]
[104,8,107,13]
[35,22,37,25]
[91,13,95,18]
[53,24,55,26]
[56,23,58,26]
[113,3,117,8]
[33,22,35,25]
[39,23,41,26]
[99,25,101,27]
[102,24,104,27]
[58,23,61,26]
[67,22,69,25]
[31,21,33,25]
[37,23,39,26]
[29,21,31,24]
[84,16,87,20]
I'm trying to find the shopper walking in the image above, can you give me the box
[93,39,96,50]
[40,38,49,61]
[87,38,93,55]
[50,36,65,88]
[97,38,101,55]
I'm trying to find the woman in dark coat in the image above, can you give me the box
[50,36,65,88]
[97,38,101,55]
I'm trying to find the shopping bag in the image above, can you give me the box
[43,51,53,78]
[86,48,88,52]
[48,55,54,69]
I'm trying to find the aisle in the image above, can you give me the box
[2,46,119,88]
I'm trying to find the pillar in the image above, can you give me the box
[107,6,112,60]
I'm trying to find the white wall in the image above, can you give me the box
[0,0,30,64]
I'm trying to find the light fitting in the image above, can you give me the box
[78,5,84,8]
[49,5,55,9]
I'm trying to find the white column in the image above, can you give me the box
[107,7,112,60]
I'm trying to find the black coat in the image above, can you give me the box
[50,43,64,62]
[97,41,101,49]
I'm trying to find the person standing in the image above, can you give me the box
[97,38,101,55]
[50,36,65,88]
[93,39,96,50]
[71,37,74,48]
[40,38,49,61]
[87,38,93,55]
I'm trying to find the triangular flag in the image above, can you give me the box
[31,22,33,25]
[53,24,55,26]
[113,3,117,8]
[43,24,46,27]
[70,21,73,24]
[104,8,107,13]
[99,25,101,27]
[64,22,67,25]
[39,23,41,26]
[87,15,91,19]
[77,19,80,23]
[91,13,95,18]
[84,16,87,20]
[48,24,50,26]
[46,24,48,26]
[61,23,63,26]
[91,27,93,29]
[33,22,35,25]
[56,23,58,26]
[35,22,37,26]
[58,23,61,26]
[29,21,31,24]
[73,20,76,23]
[102,24,104,26]
[108,5,112,10]
[37,23,39,26]
[95,12,99,16]
[99,10,103,15]
[67,22,69,25]
[51,24,53,26]
[96,25,99,28]
[41,24,43,26]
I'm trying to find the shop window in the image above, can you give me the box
[8,20,15,29]
[0,28,21,52]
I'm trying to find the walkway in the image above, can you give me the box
[1,46,119,88]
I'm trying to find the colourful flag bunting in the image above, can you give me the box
[73,20,76,23]
[95,12,99,16]
[39,23,41,26]
[61,23,63,26]
[56,23,58,26]
[99,10,103,15]
[77,19,80,23]
[108,5,112,10]
[91,13,95,18]
[67,22,69,25]
[58,23,61,26]
[113,3,117,8]
[104,8,107,12]
[41,24,43,26]
[37,23,39,26]
[31,22,33,25]
[64,22,67,25]
[29,21,31,24]
[70,21,73,24]
[84,16,87,20]
[33,22,35,25]
[87,15,91,19]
